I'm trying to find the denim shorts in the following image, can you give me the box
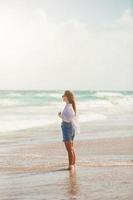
[61,121,75,142]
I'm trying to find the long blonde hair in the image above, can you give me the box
[64,90,76,114]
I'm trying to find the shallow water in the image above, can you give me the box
[0,130,133,199]
[0,166,133,200]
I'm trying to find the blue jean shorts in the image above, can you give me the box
[61,121,75,142]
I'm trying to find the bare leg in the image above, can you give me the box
[71,142,76,165]
[64,141,76,169]
[64,141,73,166]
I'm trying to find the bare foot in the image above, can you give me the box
[67,165,75,170]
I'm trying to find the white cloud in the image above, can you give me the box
[116,8,133,29]
[0,8,132,90]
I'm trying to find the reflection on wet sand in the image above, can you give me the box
[43,166,80,199]
[67,168,80,200]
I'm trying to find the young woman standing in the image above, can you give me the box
[58,90,79,170]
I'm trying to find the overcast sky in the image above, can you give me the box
[0,0,132,90]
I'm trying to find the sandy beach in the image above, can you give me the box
[0,129,133,200]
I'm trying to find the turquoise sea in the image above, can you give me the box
[0,90,133,139]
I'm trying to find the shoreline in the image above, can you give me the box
[0,134,133,173]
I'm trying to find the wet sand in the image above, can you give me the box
[0,130,133,200]
[0,166,133,200]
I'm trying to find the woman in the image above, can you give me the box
[58,90,79,170]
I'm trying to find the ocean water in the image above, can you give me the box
[0,90,133,139]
